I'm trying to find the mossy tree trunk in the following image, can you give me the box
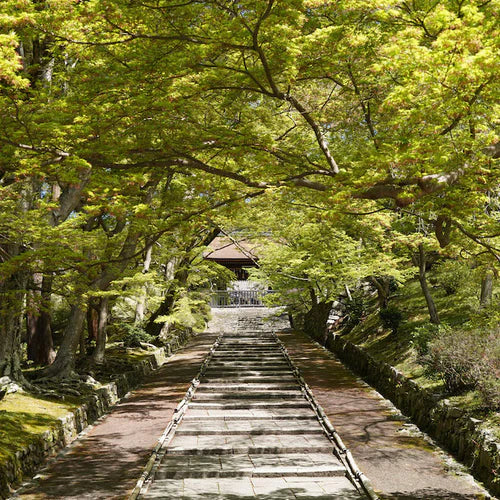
[303,287,333,345]
[26,274,56,366]
[368,276,391,308]
[90,298,109,365]
[412,244,440,324]
[135,240,153,324]
[0,278,25,381]
[480,270,494,307]
[39,304,86,379]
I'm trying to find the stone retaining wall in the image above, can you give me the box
[0,333,190,499]
[325,333,500,497]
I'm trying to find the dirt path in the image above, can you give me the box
[278,329,492,500]
[14,333,218,500]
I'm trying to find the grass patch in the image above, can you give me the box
[0,344,159,469]
[0,393,79,463]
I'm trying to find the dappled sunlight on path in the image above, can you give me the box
[14,334,217,499]
[278,330,490,500]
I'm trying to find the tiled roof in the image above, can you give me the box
[204,236,258,261]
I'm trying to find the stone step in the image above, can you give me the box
[215,344,279,348]
[192,391,304,400]
[175,428,324,436]
[176,421,324,436]
[165,446,334,456]
[188,401,311,409]
[213,349,282,353]
[202,370,293,377]
[143,476,362,498]
[205,364,290,371]
[201,376,296,383]
[165,433,333,455]
[154,453,345,480]
[216,342,278,346]
[197,383,299,392]
[183,409,317,420]
[209,358,290,368]
[212,351,285,360]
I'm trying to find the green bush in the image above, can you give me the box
[422,326,500,409]
[379,306,403,333]
[433,259,472,296]
[343,293,365,332]
[120,323,155,348]
[411,323,448,355]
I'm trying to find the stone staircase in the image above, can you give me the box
[139,313,363,499]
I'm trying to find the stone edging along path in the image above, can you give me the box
[326,332,500,497]
[0,333,189,499]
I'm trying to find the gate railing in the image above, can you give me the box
[209,289,276,307]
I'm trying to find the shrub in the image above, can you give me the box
[433,260,472,296]
[411,323,447,355]
[379,306,403,333]
[120,323,155,348]
[422,326,500,409]
[343,293,365,332]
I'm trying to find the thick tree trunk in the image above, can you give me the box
[40,304,86,379]
[413,244,440,324]
[302,287,332,344]
[0,273,27,381]
[135,241,153,324]
[26,274,56,366]
[480,270,494,307]
[304,300,333,345]
[91,298,109,364]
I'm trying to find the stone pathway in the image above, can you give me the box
[277,329,493,500]
[12,307,493,499]
[139,328,363,499]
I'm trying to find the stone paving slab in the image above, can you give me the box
[193,391,304,400]
[183,409,317,420]
[202,376,297,383]
[144,476,361,499]
[155,453,345,479]
[198,383,300,391]
[188,401,311,409]
[176,420,324,434]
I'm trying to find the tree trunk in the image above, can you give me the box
[303,299,333,345]
[135,241,153,324]
[480,270,494,307]
[369,276,391,308]
[413,244,440,324]
[86,300,99,343]
[40,304,86,379]
[0,275,25,381]
[91,298,109,364]
[26,274,56,366]
[145,269,187,336]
